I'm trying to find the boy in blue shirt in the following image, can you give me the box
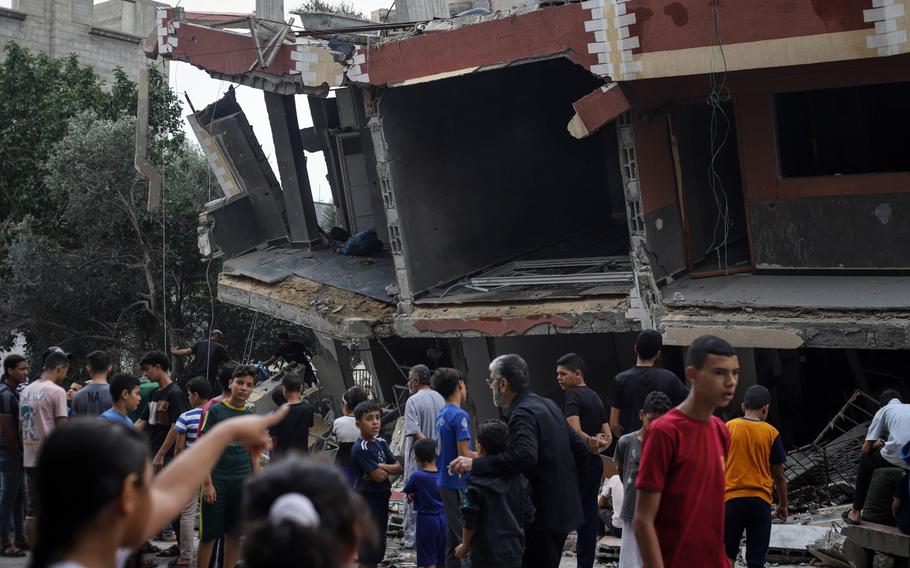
[100,373,141,429]
[404,438,447,568]
[352,400,403,568]
[432,367,477,568]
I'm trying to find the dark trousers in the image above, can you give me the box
[359,491,390,566]
[0,448,25,542]
[854,450,893,510]
[724,497,772,568]
[576,457,603,568]
[440,487,469,568]
[522,530,568,568]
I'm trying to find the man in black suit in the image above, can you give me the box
[449,354,609,568]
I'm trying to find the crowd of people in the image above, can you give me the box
[0,329,907,568]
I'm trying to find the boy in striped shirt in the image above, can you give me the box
[173,377,212,567]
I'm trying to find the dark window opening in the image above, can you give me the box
[775,82,910,177]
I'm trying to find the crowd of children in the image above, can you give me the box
[3,329,910,568]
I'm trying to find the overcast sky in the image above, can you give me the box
[161,0,390,203]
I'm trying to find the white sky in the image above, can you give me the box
[163,0,390,203]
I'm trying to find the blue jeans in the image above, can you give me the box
[0,447,25,542]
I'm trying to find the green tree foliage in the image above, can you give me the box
[297,0,366,19]
[0,43,299,370]
[0,43,182,231]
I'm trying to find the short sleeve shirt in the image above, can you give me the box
[563,386,607,437]
[352,436,396,494]
[612,367,688,434]
[333,415,359,467]
[613,432,643,522]
[174,407,204,447]
[269,402,315,454]
[20,379,68,468]
[724,417,786,504]
[71,383,113,417]
[404,388,445,475]
[867,400,910,469]
[100,409,135,429]
[190,341,231,381]
[403,469,444,515]
[200,401,254,478]
[140,382,189,455]
[435,403,472,490]
[637,408,731,568]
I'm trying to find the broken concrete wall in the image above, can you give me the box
[625,57,910,276]
[376,58,622,296]
[749,193,910,269]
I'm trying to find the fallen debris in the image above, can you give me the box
[785,391,880,512]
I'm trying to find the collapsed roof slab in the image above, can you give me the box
[218,273,397,340]
[394,296,641,338]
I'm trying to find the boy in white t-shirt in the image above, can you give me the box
[333,386,369,485]
[599,473,624,536]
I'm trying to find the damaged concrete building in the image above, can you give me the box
[154,0,910,439]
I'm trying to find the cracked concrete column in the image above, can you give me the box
[265,92,322,247]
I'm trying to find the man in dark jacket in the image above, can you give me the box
[450,354,609,568]
[456,419,534,568]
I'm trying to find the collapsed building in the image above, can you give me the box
[149,0,910,439]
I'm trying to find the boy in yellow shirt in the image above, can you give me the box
[724,385,788,568]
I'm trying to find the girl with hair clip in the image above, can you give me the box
[28,407,288,568]
[242,457,372,568]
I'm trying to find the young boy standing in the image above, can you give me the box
[432,368,476,568]
[100,373,142,428]
[614,391,672,568]
[634,335,739,568]
[724,385,788,568]
[197,366,259,568]
[268,373,315,457]
[169,377,212,567]
[403,438,446,568]
[334,386,369,486]
[352,400,402,568]
[455,419,534,568]
[71,351,113,417]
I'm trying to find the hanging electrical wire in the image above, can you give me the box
[705,0,733,274]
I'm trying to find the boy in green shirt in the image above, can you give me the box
[197,366,259,568]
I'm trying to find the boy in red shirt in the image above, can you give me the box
[633,335,739,568]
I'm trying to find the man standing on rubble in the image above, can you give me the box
[845,389,910,525]
[171,330,232,394]
[610,330,688,439]
[403,364,445,550]
[449,354,609,568]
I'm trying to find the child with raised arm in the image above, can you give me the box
[403,439,446,568]
[455,419,534,568]
[28,405,287,568]
[352,400,402,568]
